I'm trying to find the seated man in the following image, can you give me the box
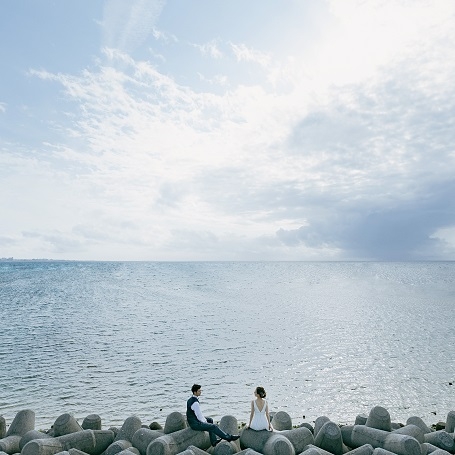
[186,384,240,447]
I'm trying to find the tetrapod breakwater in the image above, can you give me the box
[1,406,455,455]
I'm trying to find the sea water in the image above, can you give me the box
[0,261,454,430]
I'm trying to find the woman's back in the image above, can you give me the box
[250,399,269,430]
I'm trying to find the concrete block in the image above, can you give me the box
[371,449,396,455]
[355,414,368,426]
[146,428,210,455]
[240,428,297,455]
[19,430,52,451]
[115,418,142,443]
[131,428,163,455]
[406,417,432,435]
[340,425,354,448]
[313,417,330,438]
[300,445,332,454]
[0,435,22,454]
[392,424,425,444]
[347,444,374,454]
[298,423,314,434]
[115,450,140,455]
[366,407,392,432]
[313,421,345,455]
[279,427,314,454]
[0,410,36,454]
[422,442,441,453]
[68,449,91,455]
[53,415,83,437]
[104,440,132,455]
[186,445,212,455]
[82,416,102,431]
[424,430,455,453]
[263,434,295,455]
[163,413,186,434]
[213,441,238,455]
[446,411,455,434]
[351,425,422,455]
[0,416,6,439]
[271,412,292,431]
[22,437,66,455]
[6,410,35,437]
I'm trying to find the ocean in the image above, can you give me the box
[0,261,454,430]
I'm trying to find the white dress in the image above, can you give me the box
[250,399,269,431]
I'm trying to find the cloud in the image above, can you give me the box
[192,40,223,59]
[102,0,166,53]
[4,0,455,260]
[229,43,271,67]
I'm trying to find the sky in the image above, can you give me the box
[1,0,455,261]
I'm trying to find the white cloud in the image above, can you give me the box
[2,0,455,260]
[192,40,223,59]
[230,42,271,67]
[102,0,166,52]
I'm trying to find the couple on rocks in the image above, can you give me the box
[187,383,272,447]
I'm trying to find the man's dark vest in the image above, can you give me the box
[186,396,199,427]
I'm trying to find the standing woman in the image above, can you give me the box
[248,386,273,431]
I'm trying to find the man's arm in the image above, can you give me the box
[191,401,207,423]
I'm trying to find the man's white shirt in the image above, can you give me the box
[191,395,207,423]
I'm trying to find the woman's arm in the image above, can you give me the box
[266,403,273,430]
[248,401,254,427]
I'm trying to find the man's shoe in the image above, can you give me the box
[212,438,222,447]
[228,435,240,441]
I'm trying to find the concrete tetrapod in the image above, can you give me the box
[371,449,397,455]
[351,425,422,455]
[423,430,455,453]
[163,413,186,434]
[115,417,142,443]
[392,424,425,444]
[146,428,210,455]
[240,427,313,455]
[313,421,345,455]
[131,428,163,455]
[405,416,432,435]
[0,417,5,439]
[115,449,140,455]
[19,430,52,451]
[240,429,294,455]
[82,416,102,431]
[21,430,114,455]
[271,412,292,431]
[313,417,330,438]
[279,427,314,454]
[446,411,455,434]
[104,439,132,455]
[345,445,374,455]
[365,407,392,432]
[300,445,332,455]
[430,450,453,455]
[0,409,35,454]
[213,415,241,455]
[340,425,355,449]
[355,415,368,426]
[53,414,83,437]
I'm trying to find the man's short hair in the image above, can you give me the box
[191,384,201,393]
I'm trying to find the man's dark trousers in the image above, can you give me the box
[189,417,230,446]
